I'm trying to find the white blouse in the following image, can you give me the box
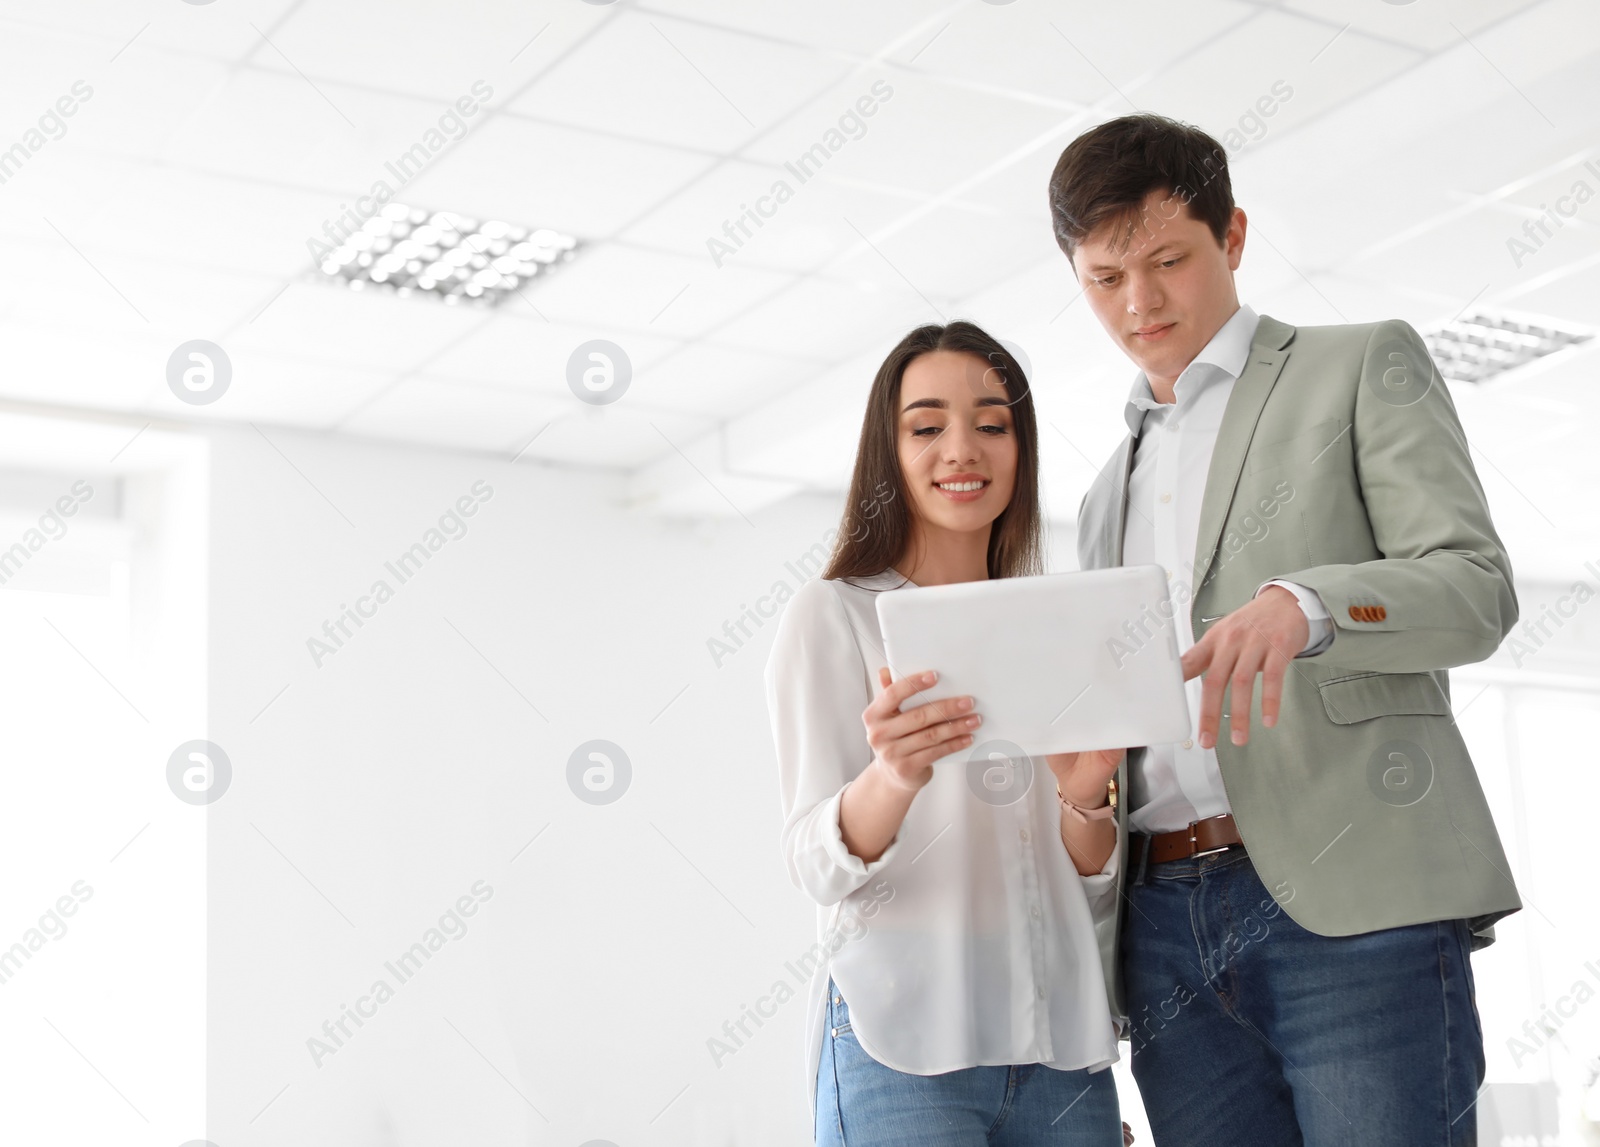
[765,568,1121,1115]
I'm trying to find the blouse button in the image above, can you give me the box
[1031,905,1041,918]
[1019,829,1030,843]
[1037,987,1046,999]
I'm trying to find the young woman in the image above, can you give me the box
[765,321,1130,1146]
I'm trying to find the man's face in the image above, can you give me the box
[1071,187,1246,389]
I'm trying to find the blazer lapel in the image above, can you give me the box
[1081,434,1137,571]
[1190,315,1296,585]
[1111,435,1134,566]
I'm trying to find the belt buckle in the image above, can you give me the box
[1188,814,1233,859]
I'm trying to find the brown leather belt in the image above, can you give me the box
[1132,813,1245,864]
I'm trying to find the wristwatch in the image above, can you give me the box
[1058,777,1117,823]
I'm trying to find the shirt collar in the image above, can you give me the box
[842,568,918,592]
[1122,304,1261,436]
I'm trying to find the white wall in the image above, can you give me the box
[204,422,897,1145]
[0,411,210,1146]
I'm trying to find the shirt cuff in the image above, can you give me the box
[819,781,903,880]
[1079,831,1121,897]
[1258,579,1335,656]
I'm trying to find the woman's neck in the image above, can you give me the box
[893,524,992,587]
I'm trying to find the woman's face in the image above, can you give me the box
[896,349,1019,540]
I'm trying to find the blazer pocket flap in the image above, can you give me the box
[1318,671,1451,724]
[1247,418,1345,474]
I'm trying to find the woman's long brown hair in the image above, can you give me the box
[823,320,1043,583]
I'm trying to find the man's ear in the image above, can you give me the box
[1226,207,1248,271]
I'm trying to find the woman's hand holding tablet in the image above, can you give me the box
[837,667,982,865]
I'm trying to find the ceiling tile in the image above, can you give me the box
[401,113,716,240]
[1132,8,1418,141]
[510,10,848,153]
[631,0,954,57]
[1342,206,1600,306]
[0,324,167,413]
[621,160,938,276]
[528,241,798,341]
[1282,0,1555,54]
[906,0,1257,109]
[616,158,804,261]
[722,352,874,488]
[139,66,467,192]
[825,203,1055,304]
[140,353,397,429]
[227,280,489,370]
[0,27,236,169]
[740,67,1072,200]
[0,0,304,60]
[516,402,713,472]
[422,312,683,395]
[632,342,820,418]
[0,235,277,345]
[250,0,607,102]
[338,376,566,455]
[14,152,337,280]
[710,275,943,361]
[1496,248,1600,323]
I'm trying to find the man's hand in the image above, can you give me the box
[1180,585,1308,749]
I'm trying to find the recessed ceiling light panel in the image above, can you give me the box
[316,203,579,307]
[1422,310,1593,385]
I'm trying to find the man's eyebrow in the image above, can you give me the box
[1083,241,1186,273]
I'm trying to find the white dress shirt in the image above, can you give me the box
[766,570,1120,1114]
[1120,303,1334,835]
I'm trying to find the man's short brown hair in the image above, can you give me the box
[1047,113,1234,261]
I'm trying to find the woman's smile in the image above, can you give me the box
[934,473,991,502]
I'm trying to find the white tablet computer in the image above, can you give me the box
[875,565,1191,758]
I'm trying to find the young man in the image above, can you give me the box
[1048,113,1521,1145]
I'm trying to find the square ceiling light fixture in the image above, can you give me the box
[1422,310,1593,385]
[316,203,579,306]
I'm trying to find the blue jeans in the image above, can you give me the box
[815,976,1122,1146]
[1122,841,1484,1146]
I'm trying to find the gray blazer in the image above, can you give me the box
[1076,313,1523,1026]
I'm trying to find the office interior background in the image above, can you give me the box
[1,0,1597,1143]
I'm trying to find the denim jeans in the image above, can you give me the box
[815,976,1122,1146]
[1122,841,1485,1146]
